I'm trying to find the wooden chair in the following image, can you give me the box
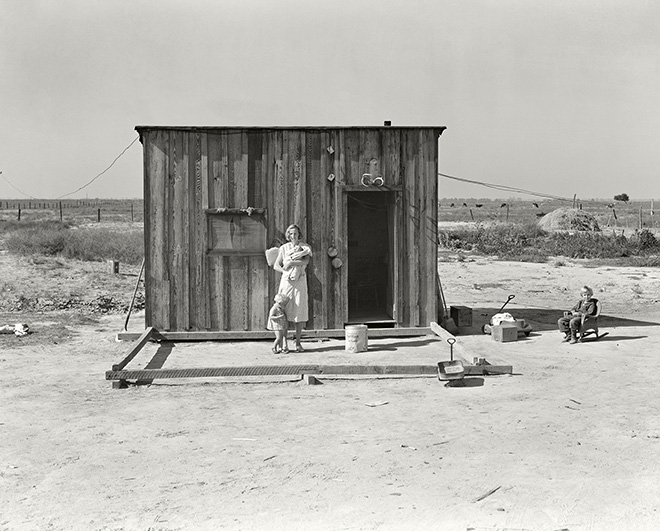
[579,299,602,341]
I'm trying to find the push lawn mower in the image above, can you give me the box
[482,294,533,337]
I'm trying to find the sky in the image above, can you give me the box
[1,0,658,201]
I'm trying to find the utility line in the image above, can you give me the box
[438,172,575,203]
[0,171,37,199]
[0,136,140,201]
[56,136,140,199]
[438,172,620,209]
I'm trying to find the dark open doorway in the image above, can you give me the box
[346,192,395,326]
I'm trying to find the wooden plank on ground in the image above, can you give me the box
[106,364,441,381]
[105,363,511,382]
[112,327,155,371]
[430,321,514,375]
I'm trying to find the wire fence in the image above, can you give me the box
[0,199,143,224]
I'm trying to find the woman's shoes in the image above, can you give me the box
[295,344,304,352]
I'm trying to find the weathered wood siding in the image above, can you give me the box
[139,126,443,331]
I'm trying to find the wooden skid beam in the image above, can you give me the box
[430,321,514,375]
[106,364,438,380]
[463,365,513,376]
[116,327,432,342]
[111,327,155,371]
[105,363,512,381]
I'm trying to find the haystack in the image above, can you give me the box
[537,207,600,232]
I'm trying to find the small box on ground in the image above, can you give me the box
[450,305,473,327]
[492,323,518,342]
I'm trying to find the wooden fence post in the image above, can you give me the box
[97,208,101,223]
[59,201,63,222]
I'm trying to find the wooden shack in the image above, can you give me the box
[136,125,446,336]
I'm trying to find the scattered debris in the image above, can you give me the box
[0,324,30,336]
[473,485,501,503]
[263,455,276,462]
[365,400,388,407]
[400,445,417,451]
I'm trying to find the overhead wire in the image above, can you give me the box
[438,172,620,209]
[56,136,140,199]
[0,171,37,200]
[0,136,140,201]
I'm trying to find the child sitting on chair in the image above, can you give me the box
[557,285,597,344]
[267,293,290,353]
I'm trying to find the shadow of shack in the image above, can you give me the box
[136,125,447,337]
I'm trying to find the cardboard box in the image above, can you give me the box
[450,305,473,327]
[492,323,518,342]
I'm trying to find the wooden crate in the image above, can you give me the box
[492,323,518,342]
[450,305,473,327]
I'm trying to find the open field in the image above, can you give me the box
[1,217,660,529]
[439,197,660,233]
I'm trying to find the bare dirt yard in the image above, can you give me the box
[2,249,660,530]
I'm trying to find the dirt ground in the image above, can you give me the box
[2,251,660,530]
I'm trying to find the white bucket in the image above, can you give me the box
[345,324,368,352]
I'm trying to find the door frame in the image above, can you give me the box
[343,189,400,324]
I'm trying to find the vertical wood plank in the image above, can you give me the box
[361,129,381,184]
[200,132,210,329]
[264,131,278,306]
[279,130,289,234]
[340,188,348,324]
[161,132,172,331]
[344,129,360,186]
[248,132,264,208]
[306,131,325,329]
[322,131,336,328]
[334,130,347,325]
[188,131,205,330]
[383,129,401,187]
[227,130,244,207]
[177,131,191,330]
[249,256,268,330]
[144,130,167,329]
[236,131,249,207]
[169,130,181,330]
[404,129,419,327]
[207,132,222,210]
[417,130,428,326]
[228,256,249,330]
[221,133,230,207]
[424,130,439,325]
[288,130,305,226]
[208,255,226,330]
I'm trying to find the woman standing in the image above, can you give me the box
[274,224,312,352]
